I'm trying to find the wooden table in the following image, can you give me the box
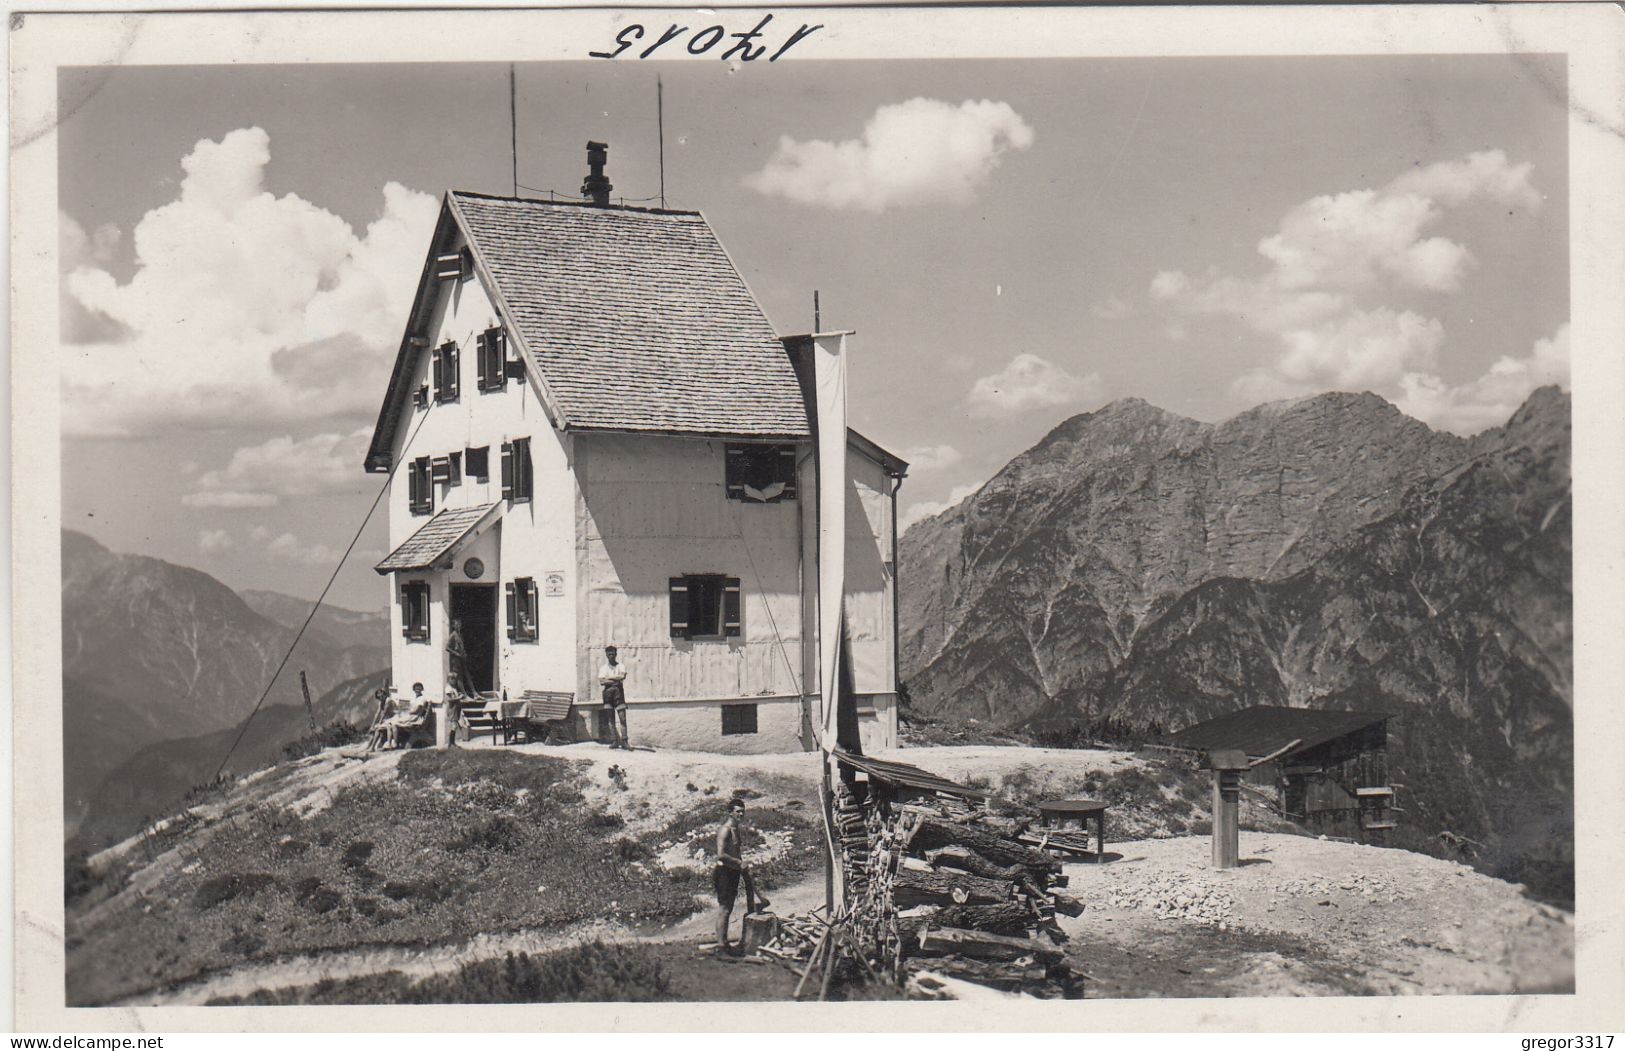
[1037,798,1108,864]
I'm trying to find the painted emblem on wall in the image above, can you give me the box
[545,571,565,597]
[463,557,485,579]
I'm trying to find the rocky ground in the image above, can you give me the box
[1056,834,1573,997]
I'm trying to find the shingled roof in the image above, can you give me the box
[374,504,499,574]
[454,192,809,437]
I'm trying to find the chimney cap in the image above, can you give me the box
[582,140,613,206]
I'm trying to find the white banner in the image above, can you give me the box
[813,332,849,752]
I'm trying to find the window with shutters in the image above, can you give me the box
[413,384,429,409]
[466,446,490,483]
[501,437,533,503]
[476,328,507,392]
[721,703,759,736]
[401,581,431,642]
[669,574,741,640]
[429,453,462,487]
[433,342,460,402]
[726,444,798,503]
[506,577,539,642]
[409,457,434,515]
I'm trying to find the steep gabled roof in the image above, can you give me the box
[364,192,810,471]
[1161,705,1390,761]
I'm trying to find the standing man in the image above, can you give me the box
[713,797,770,954]
[445,620,476,748]
[598,644,629,750]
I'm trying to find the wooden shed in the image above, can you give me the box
[1159,706,1398,839]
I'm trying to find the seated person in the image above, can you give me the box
[375,683,433,750]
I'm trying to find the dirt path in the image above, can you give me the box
[116,871,832,1007]
[1057,833,1573,997]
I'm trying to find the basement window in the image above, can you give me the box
[669,574,741,640]
[721,703,758,736]
[726,444,798,502]
[506,577,539,642]
[401,580,431,642]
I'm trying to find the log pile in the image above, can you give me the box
[762,783,1087,999]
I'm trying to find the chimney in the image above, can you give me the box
[581,141,613,207]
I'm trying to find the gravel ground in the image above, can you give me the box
[1058,833,1573,996]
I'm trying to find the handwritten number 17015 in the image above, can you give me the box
[589,14,823,61]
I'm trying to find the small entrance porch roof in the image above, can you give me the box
[375,503,501,574]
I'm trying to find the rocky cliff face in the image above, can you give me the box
[902,392,1470,725]
[61,531,388,834]
[900,388,1571,895]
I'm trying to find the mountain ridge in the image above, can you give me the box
[899,386,1571,898]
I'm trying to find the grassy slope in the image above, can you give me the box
[66,748,820,1006]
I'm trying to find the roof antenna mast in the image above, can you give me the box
[509,63,519,198]
[657,75,667,209]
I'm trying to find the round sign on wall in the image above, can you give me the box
[463,557,485,579]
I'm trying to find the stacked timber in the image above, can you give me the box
[847,792,1085,998]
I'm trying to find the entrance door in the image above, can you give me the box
[449,584,498,695]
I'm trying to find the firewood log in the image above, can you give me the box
[897,901,1032,940]
[924,844,1027,882]
[1049,892,1084,917]
[916,926,1065,963]
[913,956,1049,988]
[911,818,1061,873]
[891,866,1013,908]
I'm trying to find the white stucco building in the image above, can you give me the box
[365,155,906,754]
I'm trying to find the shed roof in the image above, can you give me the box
[834,749,992,800]
[1161,705,1390,761]
[452,192,809,439]
[374,503,499,574]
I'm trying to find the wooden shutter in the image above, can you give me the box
[723,577,742,637]
[448,452,462,486]
[523,579,540,640]
[669,578,690,639]
[430,456,451,483]
[500,442,514,498]
[779,447,799,499]
[515,438,532,500]
[432,347,445,400]
[435,252,464,280]
[725,446,746,500]
[445,345,459,399]
[475,331,490,390]
[505,583,517,640]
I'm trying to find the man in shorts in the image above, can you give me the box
[598,644,629,749]
[713,797,770,953]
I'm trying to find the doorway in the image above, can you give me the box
[449,584,498,695]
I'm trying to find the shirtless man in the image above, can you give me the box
[713,797,770,953]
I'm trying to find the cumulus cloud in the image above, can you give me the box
[966,353,1104,418]
[744,98,1034,212]
[1149,150,1543,403]
[198,528,234,554]
[1091,294,1132,321]
[1396,323,1569,434]
[183,427,372,508]
[899,482,984,535]
[61,127,438,438]
[250,525,345,567]
[900,444,962,473]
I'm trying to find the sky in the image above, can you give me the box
[56,55,1570,611]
